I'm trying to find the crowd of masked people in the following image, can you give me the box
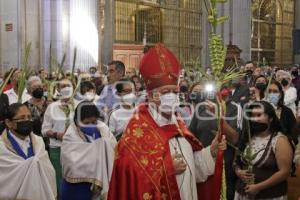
[1,59,300,200]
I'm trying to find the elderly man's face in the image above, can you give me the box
[148,85,179,110]
[29,80,43,94]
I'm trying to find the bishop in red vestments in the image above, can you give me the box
[107,44,226,200]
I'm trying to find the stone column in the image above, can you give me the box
[295,0,300,64]
[20,0,41,70]
[100,0,114,67]
[231,0,251,62]
[0,0,21,72]
[217,0,252,62]
[201,3,210,68]
[42,0,65,69]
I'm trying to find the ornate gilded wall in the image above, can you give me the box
[251,0,295,66]
[114,0,202,64]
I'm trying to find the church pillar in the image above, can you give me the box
[217,0,251,63]
[295,0,300,64]
[100,0,114,69]
[0,0,21,72]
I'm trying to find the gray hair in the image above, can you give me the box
[26,76,42,91]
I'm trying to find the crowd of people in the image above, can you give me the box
[0,44,300,200]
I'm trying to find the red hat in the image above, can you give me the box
[139,44,181,91]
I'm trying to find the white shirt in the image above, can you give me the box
[108,106,135,137]
[148,106,215,200]
[4,88,31,105]
[42,100,73,147]
[284,86,297,115]
[9,131,31,155]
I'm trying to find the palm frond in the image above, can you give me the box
[17,43,32,103]
[58,53,66,79]
[49,43,52,79]
[71,47,77,81]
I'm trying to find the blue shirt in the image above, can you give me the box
[96,84,120,111]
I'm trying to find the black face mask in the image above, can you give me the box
[180,85,189,93]
[32,88,44,99]
[14,120,33,137]
[281,79,289,87]
[250,121,268,134]
[190,92,205,104]
[246,70,253,76]
[292,71,298,77]
[255,83,267,91]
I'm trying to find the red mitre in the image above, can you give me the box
[139,44,181,91]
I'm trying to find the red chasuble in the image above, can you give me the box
[108,105,208,200]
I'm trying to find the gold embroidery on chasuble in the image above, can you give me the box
[133,128,144,138]
[143,193,153,200]
[123,120,169,195]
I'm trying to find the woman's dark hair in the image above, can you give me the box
[253,75,268,86]
[253,75,268,99]
[115,78,136,93]
[189,81,205,93]
[131,75,144,91]
[239,101,282,151]
[74,101,100,126]
[268,80,285,108]
[80,81,96,95]
[5,103,29,120]
[247,101,282,134]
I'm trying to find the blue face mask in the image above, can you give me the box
[80,125,101,140]
[266,93,280,106]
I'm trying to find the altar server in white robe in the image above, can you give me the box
[0,103,56,200]
[61,101,117,200]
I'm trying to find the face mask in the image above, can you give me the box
[180,85,189,93]
[122,93,137,105]
[14,120,33,137]
[255,83,267,91]
[246,70,253,76]
[0,78,3,85]
[32,88,44,99]
[159,93,179,114]
[250,121,268,134]
[281,79,289,87]
[266,93,280,106]
[84,92,96,101]
[60,87,73,99]
[80,125,101,139]
[292,71,298,77]
[44,91,48,97]
[190,92,205,104]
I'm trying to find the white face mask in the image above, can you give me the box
[84,92,96,101]
[60,87,73,99]
[159,93,179,114]
[122,93,137,105]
